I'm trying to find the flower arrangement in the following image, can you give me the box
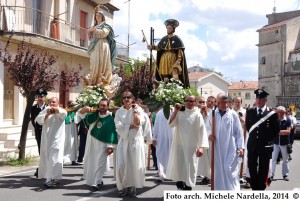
[146,78,188,119]
[76,86,106,108]
[151,78,187,106]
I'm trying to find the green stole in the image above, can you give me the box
[85,112,118,144]
[65,111,74,124]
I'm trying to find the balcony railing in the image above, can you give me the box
[276,96,300,108]
[0,6,90,48]
[0,6,129,61]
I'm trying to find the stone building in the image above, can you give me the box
[257,10,300,110]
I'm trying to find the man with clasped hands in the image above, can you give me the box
[167,94,209,190]
[246,89,280,190]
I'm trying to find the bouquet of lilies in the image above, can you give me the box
[76,86,107,109]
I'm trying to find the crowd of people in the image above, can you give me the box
[28,7,296,195]
[29,87,296,194]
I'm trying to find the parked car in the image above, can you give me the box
[295,118,300,139]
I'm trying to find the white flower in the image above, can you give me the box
[150,80,186,106]
[76,86,105,108]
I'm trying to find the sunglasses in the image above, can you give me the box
[185,100,195,103]
[122,96,132,99]
[199,101,205,103]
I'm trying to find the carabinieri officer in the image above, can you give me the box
[246,88,280,190]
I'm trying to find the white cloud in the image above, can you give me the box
[207,41,221,51]
[221,52,236,61]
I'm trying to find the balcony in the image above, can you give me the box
[276,96,300,108]
[0,6,128,61]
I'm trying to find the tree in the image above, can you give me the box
[114,58,153,106]
[0,35,81,160]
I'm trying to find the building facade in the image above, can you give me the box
[0,0,125,158]
[0,0,123,126]
[228,81,258,109]
[188,72,231,100]
[258,10,300,109]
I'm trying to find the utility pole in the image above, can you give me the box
[124,0,131,58]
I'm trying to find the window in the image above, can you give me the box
[80,10,88,47]
[65,0,70,22]
[260,56,266,64]
[245,92,250,100]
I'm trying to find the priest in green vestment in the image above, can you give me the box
[76,98,118,190]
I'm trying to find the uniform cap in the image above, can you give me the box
[35,89,48,97]
[254,88,269,99]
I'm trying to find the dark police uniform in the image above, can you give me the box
[246,89,280,190]
[30,89,47,155]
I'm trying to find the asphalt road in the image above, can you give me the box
[0,140,299,201]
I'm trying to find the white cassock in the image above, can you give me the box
[206,108,244,190]
[63,112,78,163]
[36,106,67,182]
[234,107,249,178]
[114,106,152,191]
[152,108,174,179]
[76,111,113,186]
[166,107,209,187]
[197,107,212,178]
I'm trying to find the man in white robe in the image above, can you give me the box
[197,96,216,185]
[63,100,78,165]
[152,108,174,181]
[167,94,209,190]
[114,91,152,197]
[76,99,118,190]
[233,96,250,187]
[206,93,244,190]
[36,97,67,188]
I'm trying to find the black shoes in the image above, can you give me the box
[176,181,185,190]
[72,161,83,165]
[34,168,38,178]
[119,187,137,197]
[283,176,289,181]
[128,187,137,196]
[44,179,61,188]
[176,181,192,190]
[183,185,192,190]
[267,177,272,186]
[199,177,210,185]
[244,182,251,189]
[91,181,104,191]
[119,188,128,197]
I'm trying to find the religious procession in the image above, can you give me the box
[28,3,296,197]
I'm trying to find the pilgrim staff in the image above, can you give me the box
[211,109,215,190]
[239,123,247,179]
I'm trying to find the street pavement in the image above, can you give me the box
[0,140,299,201]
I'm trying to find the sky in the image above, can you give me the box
[112,0,300,82]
